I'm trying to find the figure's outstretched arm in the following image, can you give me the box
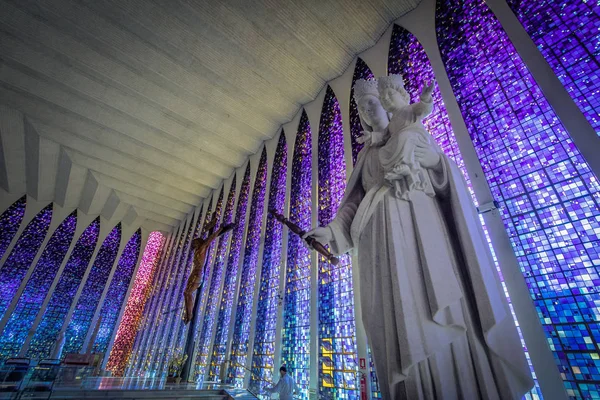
[410,82,434,118]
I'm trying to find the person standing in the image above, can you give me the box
[266,366,297,400]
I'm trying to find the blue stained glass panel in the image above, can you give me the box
[228,148,268,386]
[0,196,26,261]
[436,0,600,397]
[250,133,287,394]
[0,211,76,359]
[281,111,312,398]
[27,217,101,360]
[208,164,251,382]
[318,86,359,399]
[0,204,53,320]
[93,229,141,354]
[63,224,121,355]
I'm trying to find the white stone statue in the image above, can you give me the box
[305,76,533,399]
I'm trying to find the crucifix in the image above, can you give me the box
[180,212,234,382]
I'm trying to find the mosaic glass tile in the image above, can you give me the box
[281,111,312,398]
[228,147,268,386]
[108,231,165,376]
[350,58,376,166]
[0,196,26,261]
[208,164,251,382]
[436,0,600,397]
[93,229,142,354]
[194,180,237,382]
[0,211,76,359]
[318,86,359,400]
[63,224,121,355]
[27,217,100,360]
[249,133,288,394]
[506,0,600,137]
[0,203,53,320]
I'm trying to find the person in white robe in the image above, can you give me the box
[305,78,533,399]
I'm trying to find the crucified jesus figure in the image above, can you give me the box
[183,213,234,324]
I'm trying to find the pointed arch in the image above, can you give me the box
[228,147,268,386]
[350,58,376,165]
[0,196,27,261]
[0,203,53,320]
[0,210,76,359]
[64,223,122,355]
[436,0,600,397]
[318,86,359,398]
[250,132,288,393]
[195,176,238,381]
[281,110,313,396]
[107,231,165,376]
[27,217,101,359]
[208,163,252,381]
[506,0,600,137]
[93,228,142,354]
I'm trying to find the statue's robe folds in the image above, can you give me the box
[327,143,533,400]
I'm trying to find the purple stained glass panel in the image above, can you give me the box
[194,177,237,382]
[0,203,53,320]
[281,111,312,397]
[93,229,142,354]
[506,0,600,137]
[63,224,122,355]
[436,0,600,397]
[208,164,251,382]
[189,186,227,381]
[27,217,101,360]
[228,147,268,386]
[0,210,75,359]
[249,133,287,394]
[0,196,26,261]
[318,86,359,399]
[350,58,376,166]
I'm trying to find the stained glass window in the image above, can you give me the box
[0,211,76,359]
[27,217,101,360]
[148,214,196,373]
[63,224,121,355]
[208,164,251,382]
[350,58,376,166]
[436,0,600,397]
[228,147,268,386]
[129,226,180,374]
[93,229,142,354]
[506,0,600,137]
[318,86,359,399]
[388,23,542,397]
[108,231,165,377]
[0,203,53,320]
[0,196,26,261]
[281,111,312,398]
[194,182,235,382]
[250,133,288,394]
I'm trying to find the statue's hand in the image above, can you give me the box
[420,82,434,101]
[414,141,441,169]
[357,131,386,146]
[302,227,333,249]
[356,131,372,145]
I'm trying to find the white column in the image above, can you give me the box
[102,228,150,369]
[245,141,277,387]
[0,203,74,331]
[486,0,600,177]
[395,1,567,398]
[19,211,97,356]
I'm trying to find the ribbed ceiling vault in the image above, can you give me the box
[0,0,420,231]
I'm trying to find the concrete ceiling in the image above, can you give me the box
[0,0,420,232]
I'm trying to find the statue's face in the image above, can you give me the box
[358,95,388,129]
[380,87,408,111]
